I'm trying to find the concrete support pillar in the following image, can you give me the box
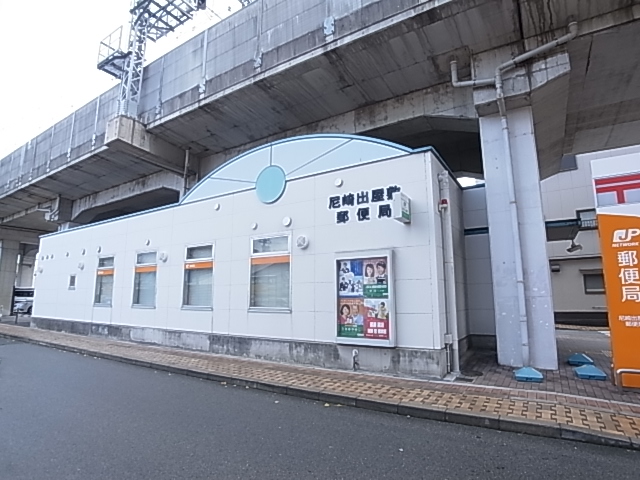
[16,244,38,288]
[44,197,73,224]
[0,240,20,316]
[479,106,558,370]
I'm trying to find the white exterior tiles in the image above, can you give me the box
[541,151,606,318]
[33,143,466,374]
[542,154,600,259]
[461,187,496,341]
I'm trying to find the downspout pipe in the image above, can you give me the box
[182,148,190,197]
[450,22,578,367]
[438,172,460,374]
[450,61,493,88]
[451,23,578,91]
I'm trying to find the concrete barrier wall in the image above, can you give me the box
[0,86,119,198]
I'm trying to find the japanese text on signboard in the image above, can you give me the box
[618,249,640,314]
[328,186,401,224]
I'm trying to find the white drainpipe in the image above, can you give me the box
[438,172,460,374]
[450,22,578,366]
[182,148,191,197]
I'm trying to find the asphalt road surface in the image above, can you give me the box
[0,338,638,480]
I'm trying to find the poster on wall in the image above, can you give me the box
[338,260,364,297]
[336,250,395,347]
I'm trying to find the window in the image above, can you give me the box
[94,256,115,305]
[133,252,157,307]
[250,235,291,309]
[577,209,598,230]
[183,245,213,308]
[68,275,76,290]
[583,272,605,294]
[98,257,114,268]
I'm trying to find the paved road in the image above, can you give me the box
[0,339,637,480]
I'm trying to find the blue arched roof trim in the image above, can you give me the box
[41,134,456,238]
[180,133,430,205]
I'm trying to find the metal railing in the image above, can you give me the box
[579,218,598,230]
[98,26,129,78]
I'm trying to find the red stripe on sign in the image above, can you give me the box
[595,182,640,203]
[595,182,640,194]
[594,172,640,186]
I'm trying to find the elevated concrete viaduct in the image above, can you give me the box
[2,0,640,367]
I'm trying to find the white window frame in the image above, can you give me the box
[68,274,77,290]
[583,271,605,295]
[249,233,292,312]
[182,243,214,310]
[132,250,158,308]
[94,255,115,306]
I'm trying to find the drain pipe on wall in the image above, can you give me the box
[182,148,191,197]
[438,172,460,375]
[450,22,578,367]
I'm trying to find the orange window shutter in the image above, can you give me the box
[250,255,290,265]
[185,261,214,270]
[135,265,157,273]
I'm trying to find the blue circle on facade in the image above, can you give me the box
[256,165,287,204]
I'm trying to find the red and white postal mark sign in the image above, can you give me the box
[593,154,640,388]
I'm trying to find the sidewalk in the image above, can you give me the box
[462,329,638,403]
[1,323,639,450]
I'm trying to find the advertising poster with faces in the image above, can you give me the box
[337,256,390,341]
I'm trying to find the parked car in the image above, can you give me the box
[13,287,34,315]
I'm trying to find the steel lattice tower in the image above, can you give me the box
[98,0,209,117]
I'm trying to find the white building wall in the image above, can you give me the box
[541,153,605,317]
[34,152,454,354]
[447,170,469,346]
[541,154,600,259]
[462,186,496,339]
[549,257,607,314]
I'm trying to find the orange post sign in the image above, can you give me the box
[597,213,640,388]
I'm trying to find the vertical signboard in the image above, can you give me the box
[592,156,640,388]
[336,250,395,347]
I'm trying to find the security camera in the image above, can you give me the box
[566,241,583,253]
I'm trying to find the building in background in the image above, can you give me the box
[542,153,606,326]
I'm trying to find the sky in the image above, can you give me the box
[0,0,242,159]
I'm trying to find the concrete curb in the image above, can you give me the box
[1,331,637,451]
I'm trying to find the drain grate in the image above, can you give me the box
[454,376,476,383]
